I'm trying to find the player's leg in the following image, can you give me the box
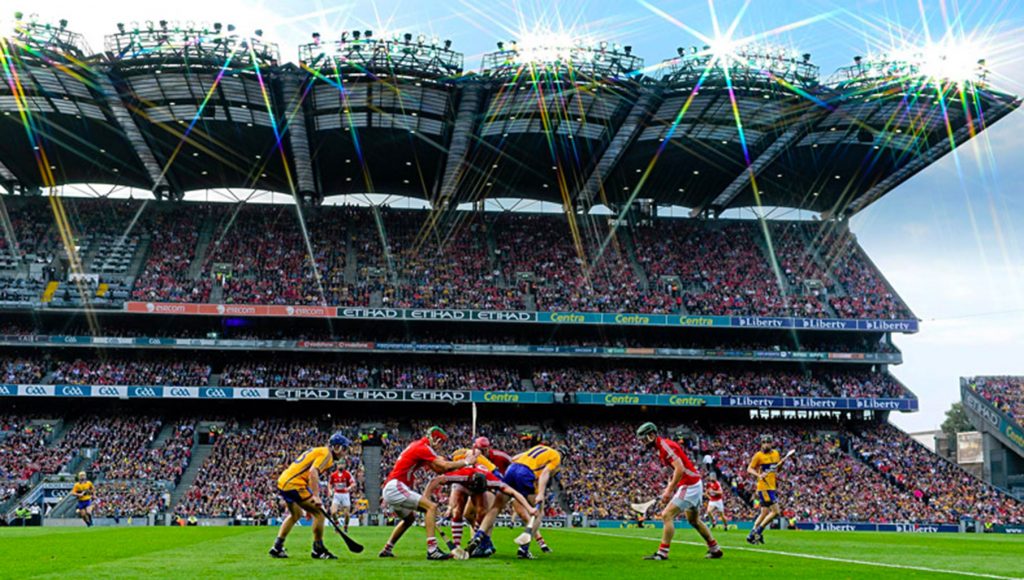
[86,504,94,526]
[381,513,415,557]
[748,506,768,543]
[468,492,507,557]
[644,502,681,560]
[685,506,722,558]
[296,497,335,560]
[339,494,352,533]
[418,495,452,559]
[761,503,781,537]
[450,488,468,547]
[271,499,304,558]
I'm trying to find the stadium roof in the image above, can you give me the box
[0,19,1019,218]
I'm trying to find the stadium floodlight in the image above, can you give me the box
[117,22,125,33]
[918,38,986,82]
[59,19,68,29]
[708,34,740,65]
[364,30,372,38]
[255,29,263,37]
[14,11,23,20]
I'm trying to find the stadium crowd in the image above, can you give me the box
[966,376,1024,427]
[0,416,65,483]
[4,411,1022,525]
[2,353,913,400]
[51,358,212,387]
[852,424,1024,524]
[0,199,915,320]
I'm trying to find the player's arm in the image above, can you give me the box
[747,456,764,481]
[663,457,694,501]
[534,465,556,508]
[429,450,478,474]
[422,474,448,498]
[308,466,322,504]
[499,483,537,517]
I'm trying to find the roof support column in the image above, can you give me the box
[282,71,318,204]
[575,87,664,211]
[94,72,172,197]
[702,110,824,216]
[437,85,482,206]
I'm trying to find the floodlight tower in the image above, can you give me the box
[296,31,464,206]
[102,21,284,201]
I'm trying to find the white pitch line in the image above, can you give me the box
[571,530,1023,580]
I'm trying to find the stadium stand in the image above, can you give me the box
[0,199,917,319]
[965,376,1024,426]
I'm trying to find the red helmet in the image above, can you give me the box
[473,436,491,449]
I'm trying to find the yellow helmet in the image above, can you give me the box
[452,448,470,462]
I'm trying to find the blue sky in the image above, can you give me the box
[21,0,1024,431]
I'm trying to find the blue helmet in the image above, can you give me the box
[329,432,352,447]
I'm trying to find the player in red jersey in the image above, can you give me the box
[379,426,478,560]
[704,472,729,530]
[636,422,723,561]
[423,465,537,559]
[474,436,512,475]
[329,467,356,533]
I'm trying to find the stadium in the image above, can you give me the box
[1,4,1023,578]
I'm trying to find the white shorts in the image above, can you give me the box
[382,479,422,519]
[671,481,704,511]
[331,493,351,510]
[707,499,725,513]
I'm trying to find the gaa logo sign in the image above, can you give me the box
[238,389,263,399]
[202,388,229,399]
[0,385,14,396]
[131,387,159,398]
[97,387,121,397]
[24,386,49,396]
[168,388,193,398]
[58,386,87,397]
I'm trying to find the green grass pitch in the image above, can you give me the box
[2,525,1021,579]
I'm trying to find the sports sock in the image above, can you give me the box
[657,543,670,557]
[313,540,325,551]
[452,521,464,546]
[427,537,438,550]
[707,539,720,551]
[535,534,548,549]
[274,537,285,550]
[383,542,394,552]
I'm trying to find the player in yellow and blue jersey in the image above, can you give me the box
[470,433,561,560]
[746,433,793,545]
[269,432,351,560]
[71,471,95,527]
